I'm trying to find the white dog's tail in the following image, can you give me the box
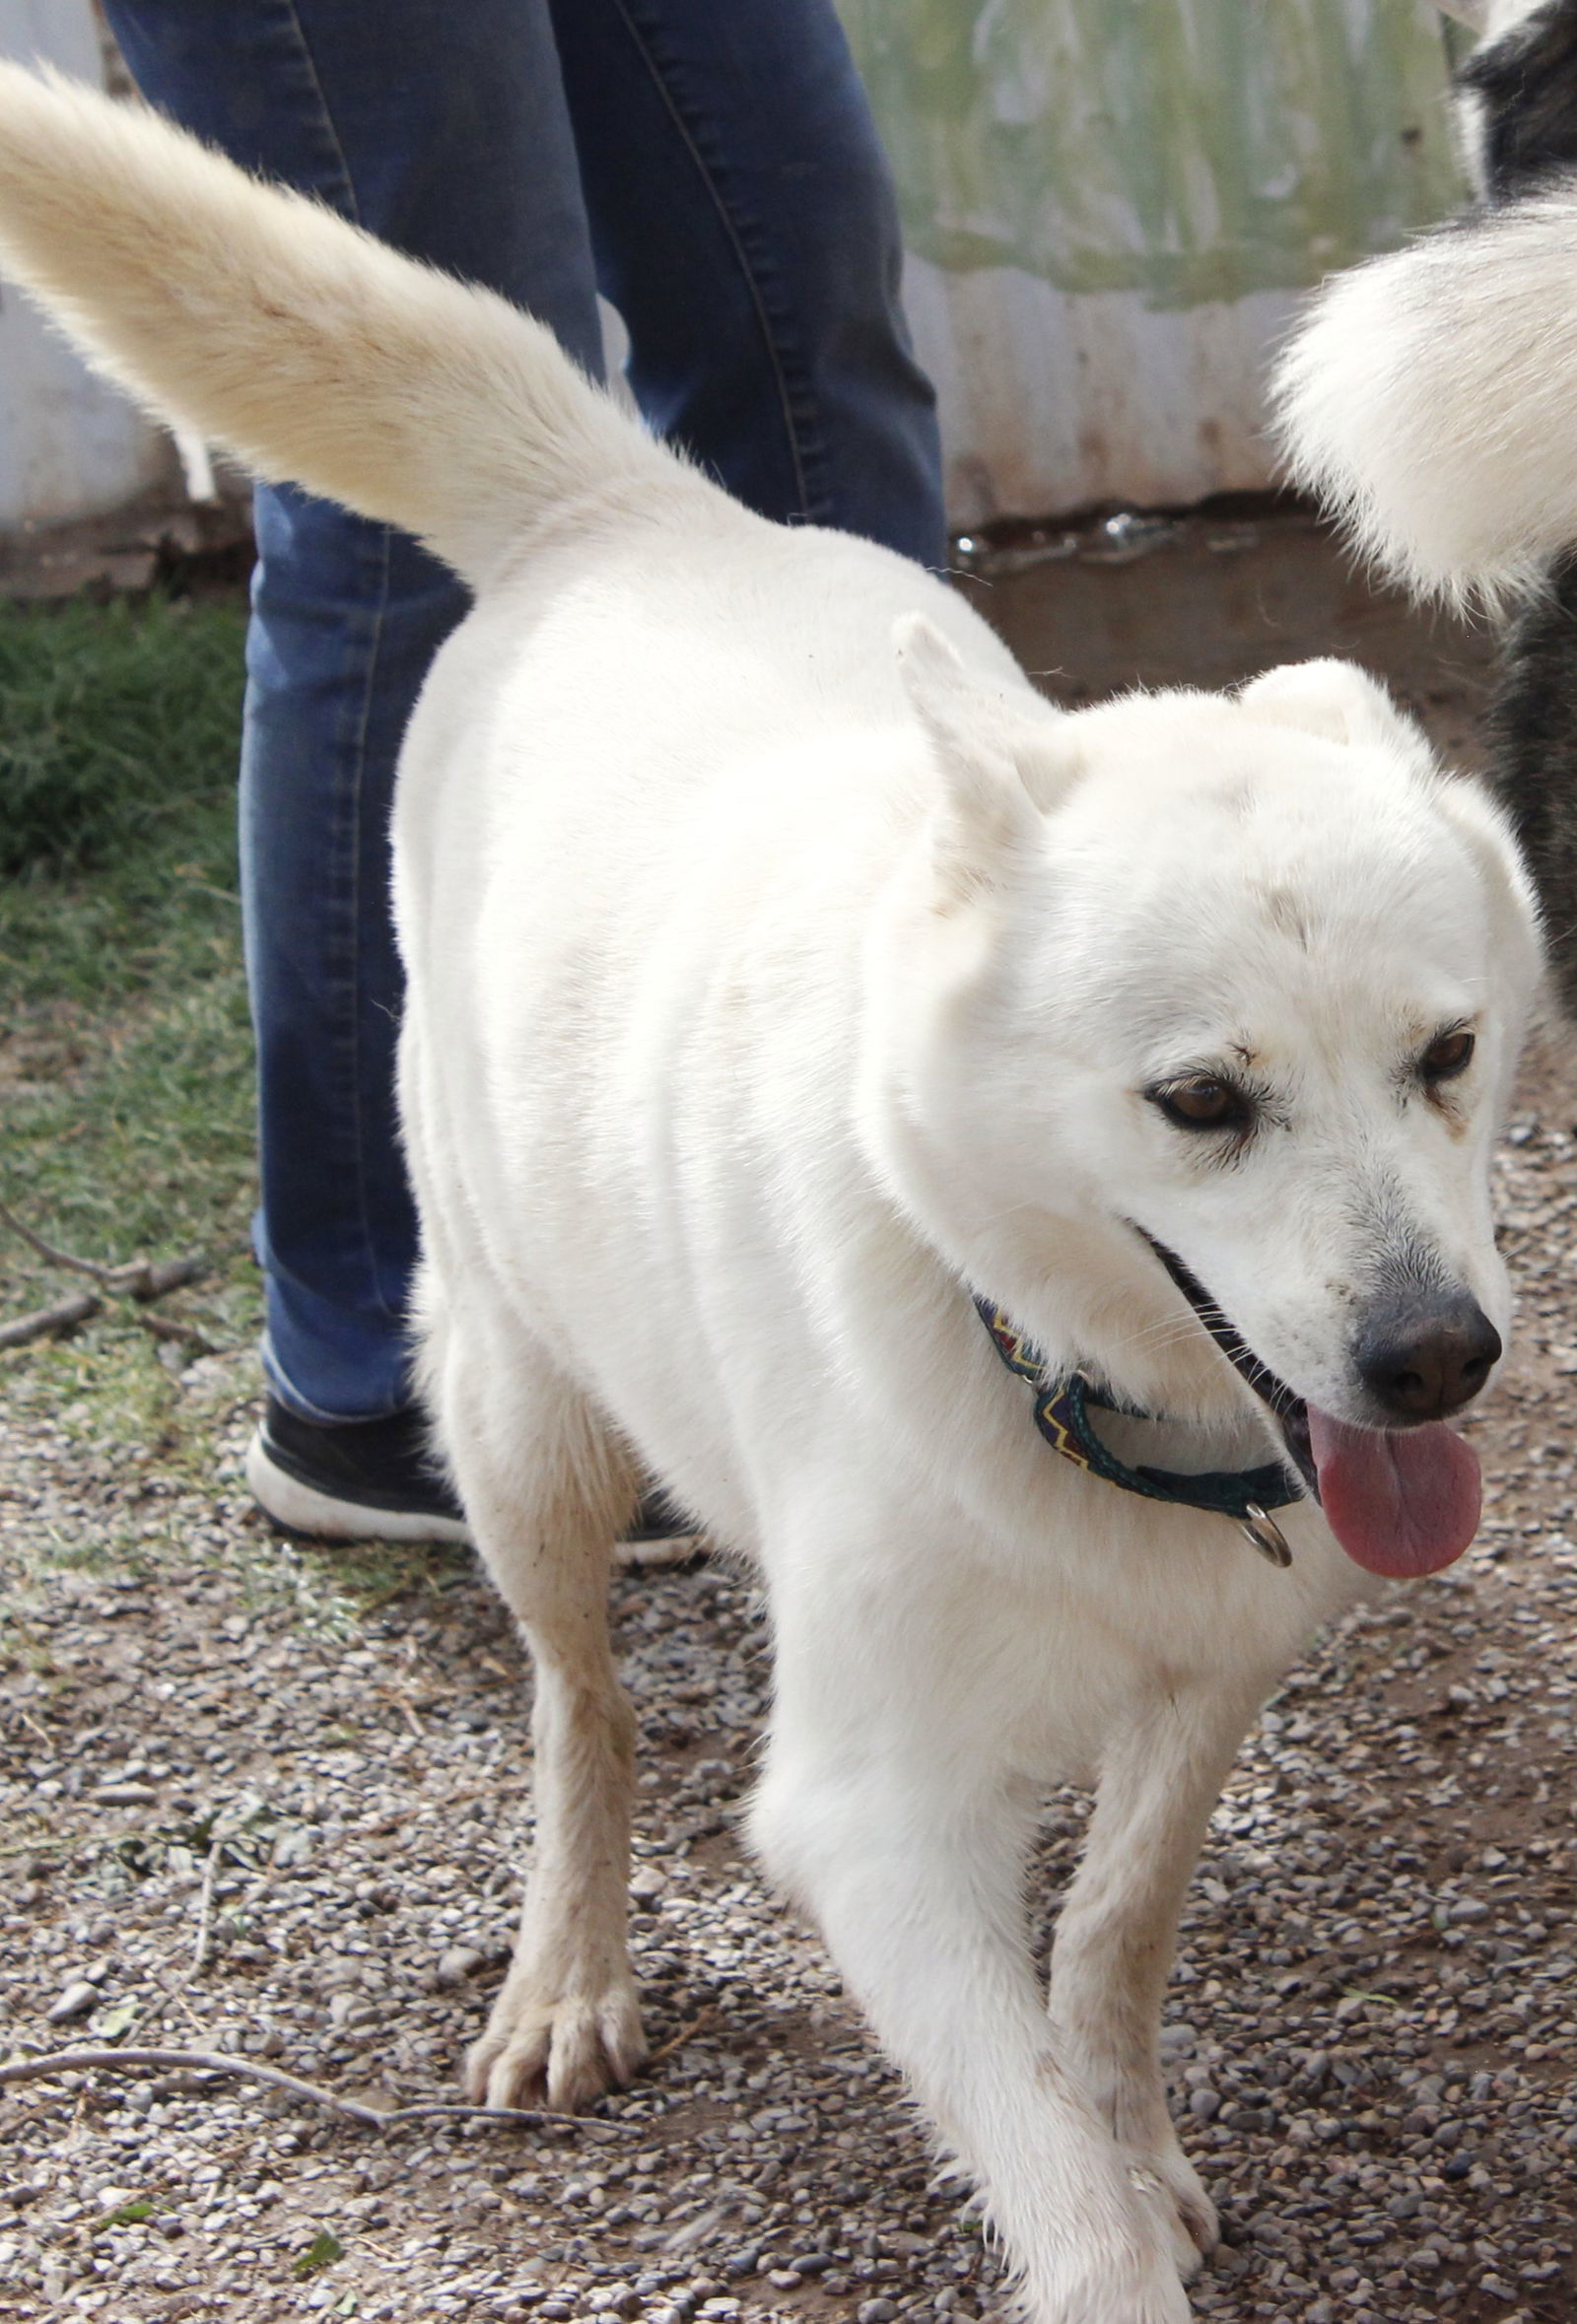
[1272,191,1577,610]
[0,64,696,586]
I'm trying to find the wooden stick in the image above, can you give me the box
[125,1255,208,1303]
[0,2046,642,2137]
[0,1292,101,1349]
[137,1311,216,1354]
[190,1841,224,1977]
[0,1196,120,1284]
[0,1196,204,1300]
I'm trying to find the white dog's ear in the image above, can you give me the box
[895,614,1073,897]
[1236,658,1434,770]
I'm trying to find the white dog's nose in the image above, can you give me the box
[1354,1292,1501,1420]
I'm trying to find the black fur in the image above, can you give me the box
[1459,1,1577,199]
[1489,558,1577,1010]
[1452,7,1577,999]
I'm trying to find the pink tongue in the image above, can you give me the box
[1305,1405,1481,1578]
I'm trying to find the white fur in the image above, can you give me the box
[1272,0,1577,607]
[0,65,674,586]
[1272,190,1577,607]
[1435,1,1546,33]
[0,67,1543,2324]
[1475,0,1552,35]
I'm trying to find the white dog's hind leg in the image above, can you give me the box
[753,1629,1192,2322]
[1047,1688,1263,2272]
[426,1316,646,2111]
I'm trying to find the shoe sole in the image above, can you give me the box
[245,1428,707,1566]
[615,1530,710,1570]
[246,1430,473,1544]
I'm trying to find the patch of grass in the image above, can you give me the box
[0,591,246,881]
[1,587,259,1460]
[0,591,247,1025]
[3,972,257,1270]
[0,589,469,1635]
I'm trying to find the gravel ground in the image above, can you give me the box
[3,520,1575,2322]
[1,1231,1574,2324]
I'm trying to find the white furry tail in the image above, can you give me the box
[0,63,689,585]
[1272,192,1577,610]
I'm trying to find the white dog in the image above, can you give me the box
[0,68,1543,2324]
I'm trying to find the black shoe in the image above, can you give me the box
[246,1397,704,1562]
[246,1398,469,1544]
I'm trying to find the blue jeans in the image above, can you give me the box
[102,0,945,1421]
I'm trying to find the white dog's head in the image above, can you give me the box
[864,624,1543,1581]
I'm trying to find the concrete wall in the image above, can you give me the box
[0,1,1463,534]
[841,0,1464,521]
[0,0,172,530]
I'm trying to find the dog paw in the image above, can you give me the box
[463,1970,647,2112]
[1028,2241,1195,2324]
[1127,2144,1218,2280]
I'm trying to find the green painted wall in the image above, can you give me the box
[840,1,1462,310]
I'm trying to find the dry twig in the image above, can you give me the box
[0,2047,641,2137]
[645,2007,718,2066]
[121,1255,208,1303]
[190,1838,224,1977]
[364,1777,529,1837]
[0,1195,204,1301]
[137,1311,217,1355]
[376,1683,427,1741]
[0,1292,101,1350]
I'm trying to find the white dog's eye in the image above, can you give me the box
[1150,1076,1253,1133]
[1419,1028,1474,1084]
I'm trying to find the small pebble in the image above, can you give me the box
[45,1979,98,2023]
[436,1945,486,1986]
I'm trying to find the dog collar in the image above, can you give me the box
[975,1297,1299,1566]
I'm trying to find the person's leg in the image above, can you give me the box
[550,0,946,568]
[100,1,604,1444]
[98,0,940,1542]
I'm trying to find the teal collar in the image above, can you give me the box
[975,1297,1299,1566]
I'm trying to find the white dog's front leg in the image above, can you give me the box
[752,1669,1192,2322]
[422,1309,647,2114]
[1047,1688,1263,2273]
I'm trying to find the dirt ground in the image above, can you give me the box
[1,513,1574,2324]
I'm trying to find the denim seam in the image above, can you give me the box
[606,0,822,520]
[343,521,406,1333]
[278,0,360,223]
[272,17,399,1342]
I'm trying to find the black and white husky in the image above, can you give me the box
[1277,0,1577,1010]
